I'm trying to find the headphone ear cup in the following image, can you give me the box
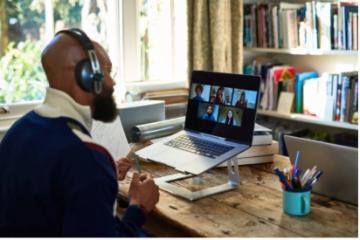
[75,59,93,92]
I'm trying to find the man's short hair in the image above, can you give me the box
[195,84,203,92]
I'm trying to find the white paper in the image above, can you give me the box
[91,116,130,160]
[277,92,294,114]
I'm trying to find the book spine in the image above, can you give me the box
[312,1,318,49]
[333,14,338,49]
[257,5,262,47]
[335,74,342,121]
[348,12,353,50]
[331,74,337,120]
[340,75,350,122]
[345,77,353,122]
[305,2,313,49]
[267,4,273,48]
[272,6,279,48]
[351,79,358,123]
[354,13,358,50]
[261,6,268,48]
[349,77,359,123]
[342,6,346,49]
[338,3,344,49]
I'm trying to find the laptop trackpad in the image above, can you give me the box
[155,149,196,169]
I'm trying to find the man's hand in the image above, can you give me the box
[115,157,131,180]
[129,173,159,214]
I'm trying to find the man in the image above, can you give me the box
[0,29,159,237]
[201,105,216,122]
[192,84,205,101]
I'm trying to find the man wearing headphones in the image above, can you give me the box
[0,29,159,237]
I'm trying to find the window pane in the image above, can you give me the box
[54,0,111,51]
[0,0,47,104]
[138,0,187,82]
[0,0,116,104]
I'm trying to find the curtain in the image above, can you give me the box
[187,0,243,77]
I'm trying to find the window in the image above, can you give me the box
[123,0,188,84]
[0,0,187,105]
[0,0,119,104]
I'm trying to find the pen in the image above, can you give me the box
[292,150,300,177]
[274,168,293,191]
[301,169,310,185]
[133,153,141,173]
[303,166,317,187]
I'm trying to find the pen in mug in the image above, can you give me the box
[292,150,300,177]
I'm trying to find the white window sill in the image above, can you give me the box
[125,80,188,92]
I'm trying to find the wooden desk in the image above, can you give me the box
[118,154,358,237]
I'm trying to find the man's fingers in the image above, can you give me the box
[132,172,140,181]
[139,173,151,182]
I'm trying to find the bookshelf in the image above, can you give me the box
[257,109,358,131]
[244,47,358,56]
[243,0,358,145]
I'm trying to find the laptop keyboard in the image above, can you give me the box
[164,135,234,159]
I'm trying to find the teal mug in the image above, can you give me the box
[283,190,311,216]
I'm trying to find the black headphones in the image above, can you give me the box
[55,28,104,94]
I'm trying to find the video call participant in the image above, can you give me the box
[192,84,205,102]
[235,91,247,108]
[202,105,216,122]
[210,87,225,104]
[223,110,234,126]
[0,29,159,237]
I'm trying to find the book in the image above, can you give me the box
[342,4,358,49]
[351,78,358,124]
[237,155,274,166]
[272,5,279,48]
[218,155,274,167]
[252,131,273,146]
[335,73,342,121]
[295,72,319,113]
[236,141,278,159]
[316,2,332,50]
[218,141,278,167]
[303,78,318,116]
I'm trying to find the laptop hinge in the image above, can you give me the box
[199,132,226,142]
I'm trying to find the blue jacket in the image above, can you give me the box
[0,110,146,237]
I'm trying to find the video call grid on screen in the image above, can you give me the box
[186,71,260,145]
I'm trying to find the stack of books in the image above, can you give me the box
[219,123,278,167]
[244,1,358,50]
[142,88,189,119]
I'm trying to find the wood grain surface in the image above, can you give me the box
[117,154,358,237]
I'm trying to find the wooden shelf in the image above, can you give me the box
[257,109,358,131]
[244,47,358,56]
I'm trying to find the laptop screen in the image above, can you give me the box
[185,71,260,145]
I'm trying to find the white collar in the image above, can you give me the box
[34,88,92,131]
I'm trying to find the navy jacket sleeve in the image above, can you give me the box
[60,144,146,237]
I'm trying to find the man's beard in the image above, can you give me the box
[92,85,117,122]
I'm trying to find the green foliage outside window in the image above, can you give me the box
[0,0,83,104]
[0,40,47,104]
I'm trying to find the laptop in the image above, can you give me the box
[285,135,358,205]
[136,71,261,175]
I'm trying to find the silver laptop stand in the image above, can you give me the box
[154,157,240,201]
